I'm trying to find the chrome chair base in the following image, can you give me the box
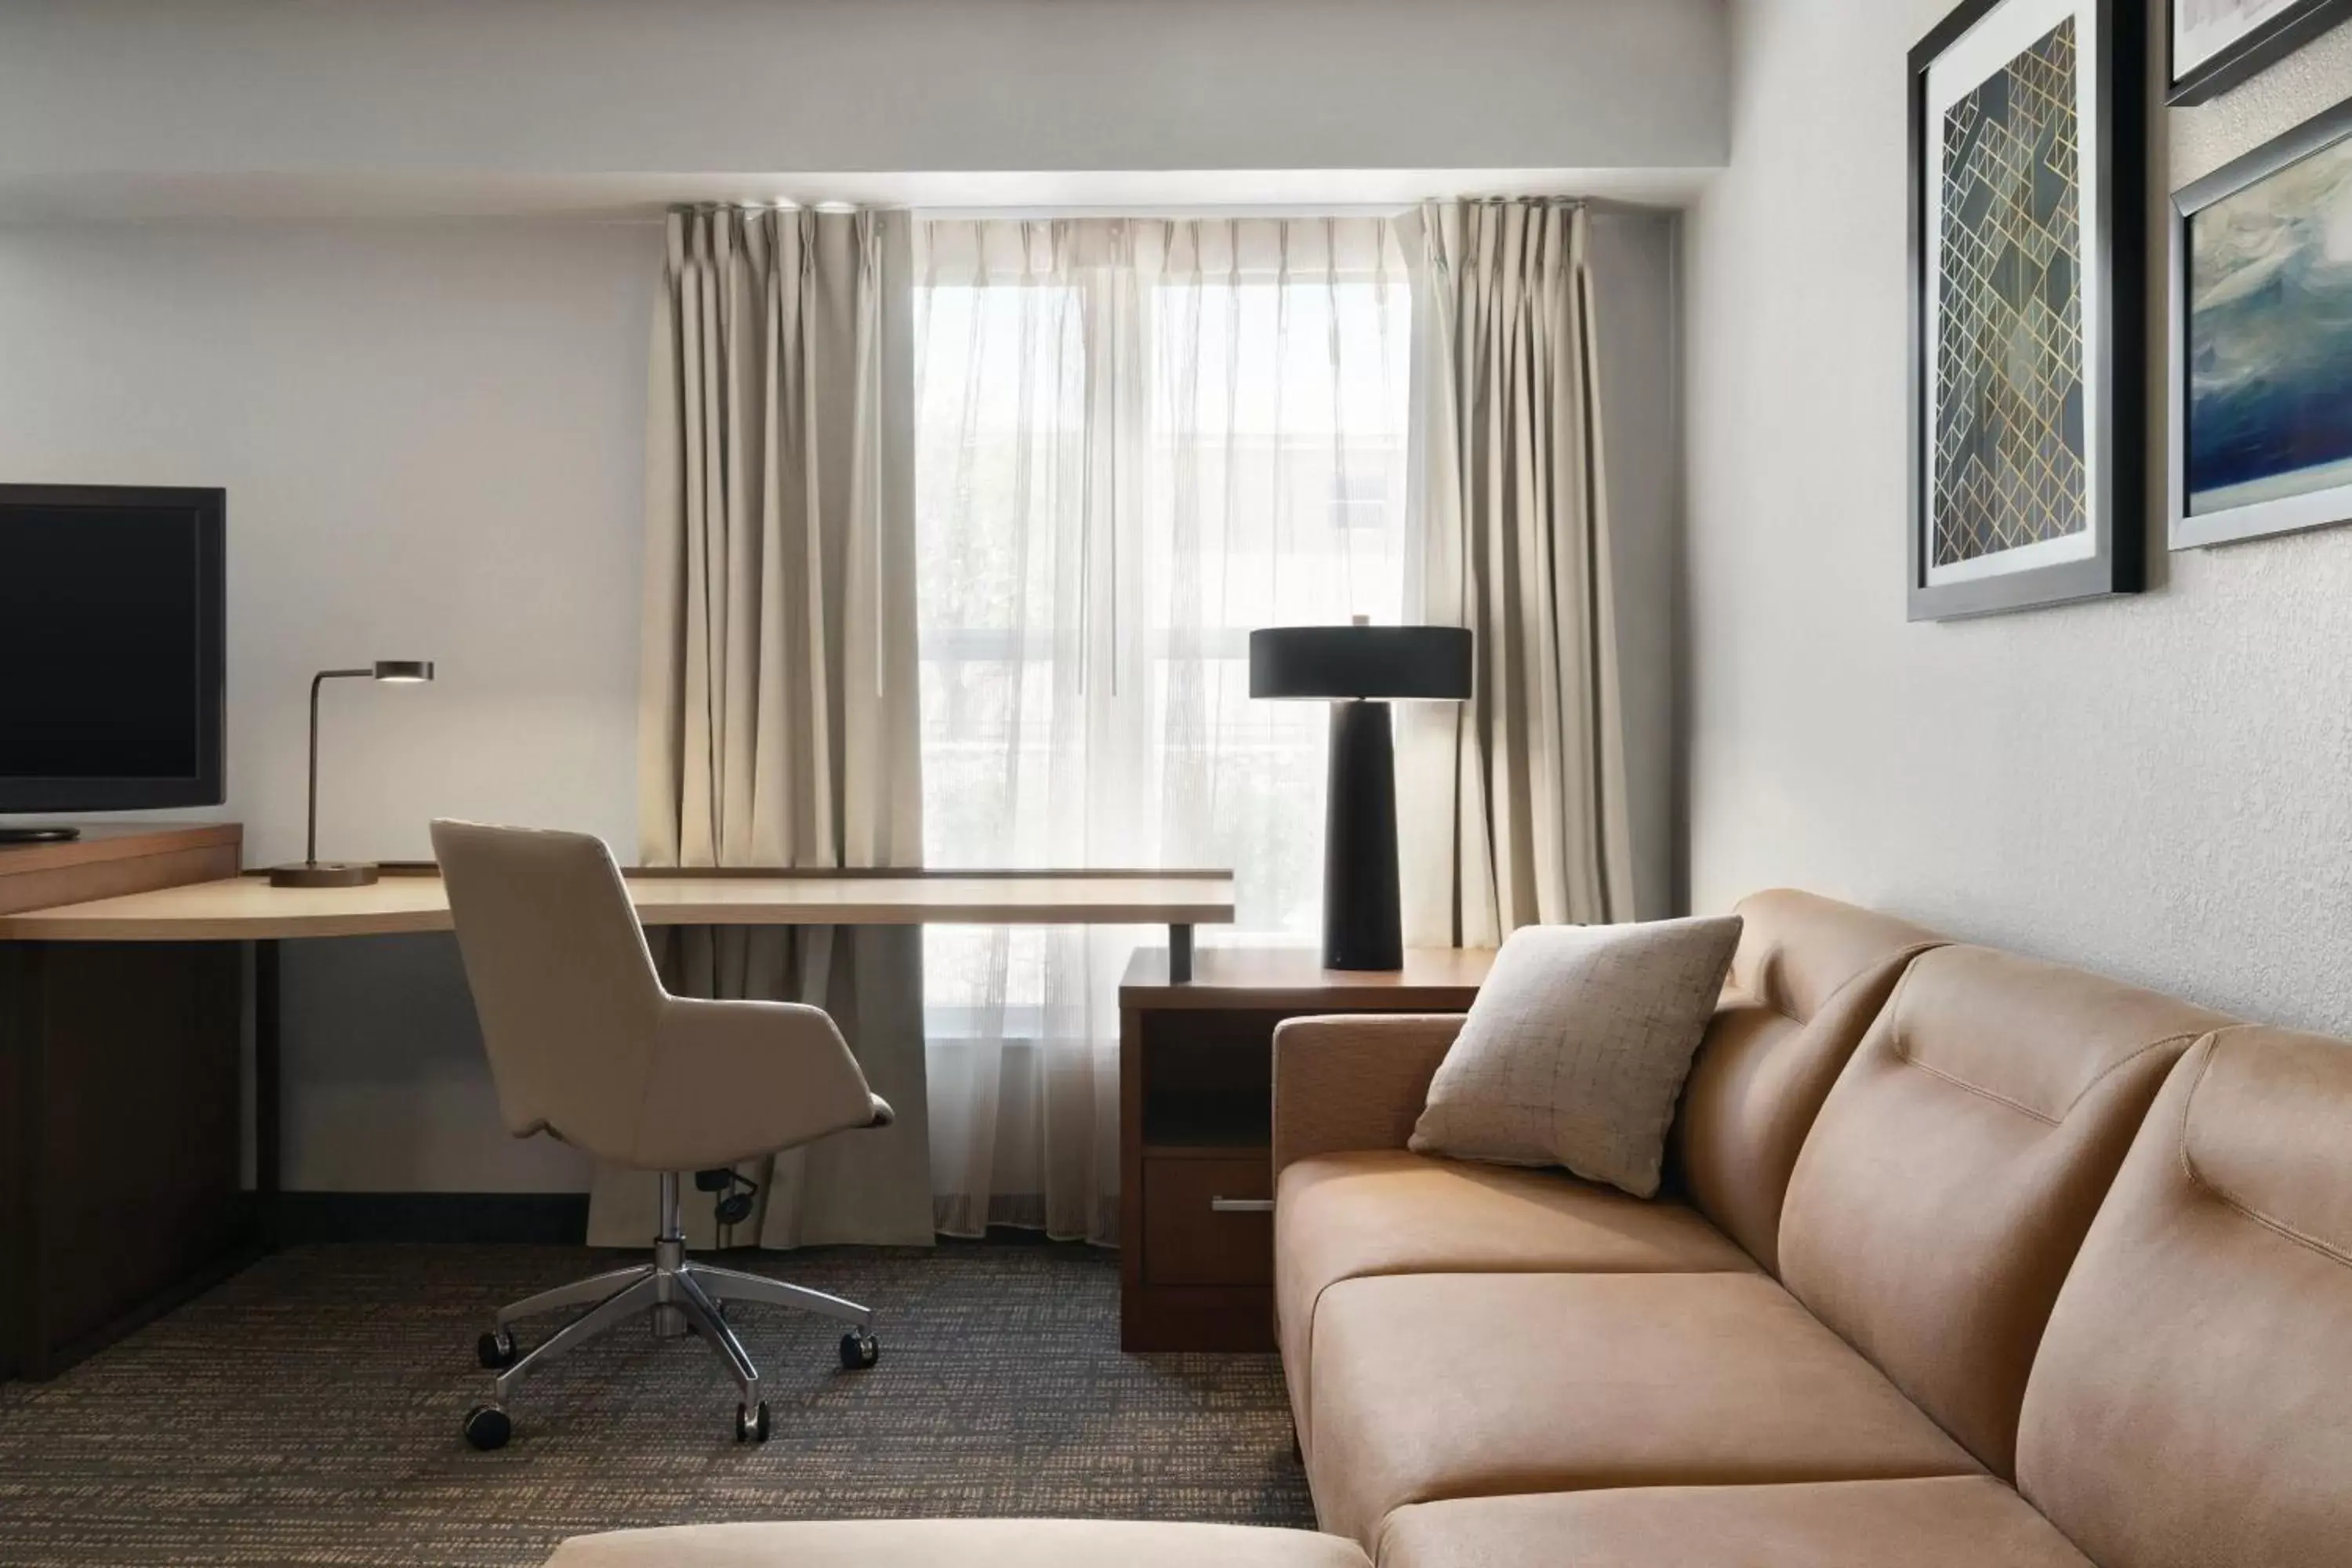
[462,1172,879,1449]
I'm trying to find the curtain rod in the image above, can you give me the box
[666,195,1675,222]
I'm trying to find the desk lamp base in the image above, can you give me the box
[269,862,380,889]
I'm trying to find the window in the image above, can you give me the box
[912,216,1411,1240]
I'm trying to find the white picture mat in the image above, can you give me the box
[2176,0,2302,76]
[1922,0,2105,588]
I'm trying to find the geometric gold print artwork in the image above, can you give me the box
[1933,18,2087,565]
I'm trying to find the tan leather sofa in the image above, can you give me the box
[543,891,2352,1568]
[1276,891,2352,1566]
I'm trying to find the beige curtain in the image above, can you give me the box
[1399,199,1636,948]
[589,205,933,1250]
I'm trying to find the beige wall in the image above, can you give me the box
[1590,209,1685,922]
[1683,1,2352,1033]
[0,220,659,1189]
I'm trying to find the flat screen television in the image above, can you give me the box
[0,485,227,821]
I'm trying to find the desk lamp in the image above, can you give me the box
[1250,619,1473,971]
[270,660,436,888]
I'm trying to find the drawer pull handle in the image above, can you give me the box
[1210,1197,1274,1214]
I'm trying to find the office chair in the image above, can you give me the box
[430,820,895,1450]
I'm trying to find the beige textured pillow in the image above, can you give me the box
[1410,915,1744,1199]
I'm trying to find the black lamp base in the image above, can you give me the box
[1323,700,1403,971]
[269,862,380,889]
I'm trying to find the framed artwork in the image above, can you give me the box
[2171,93,2352,548]
[1908,0,2147,622]
[2169,0,2352,107]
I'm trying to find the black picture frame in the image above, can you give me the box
[1908,0,2147,622]
[2169,0,2352,107]
[2169,91,2352,548]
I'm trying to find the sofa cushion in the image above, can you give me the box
[1377,1478,2091,1568]
[1409,915,1744,1198]
[2017,1027,2352,1568]
[1302,1271,1978,1550]
[1674,889,1944,1272]
[543,1520,1370,1568]
[1777,945,2227,1478]
[1274,1150,1755,1454]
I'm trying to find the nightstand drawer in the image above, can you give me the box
[1142,1156,1273,1287]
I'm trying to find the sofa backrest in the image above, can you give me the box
[1671,889,1944,1272]
[2017,1026,2352,1568]
[1777,945,2228,1479]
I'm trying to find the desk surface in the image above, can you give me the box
[1119,942,1494,1006]
[0,869,1237,942]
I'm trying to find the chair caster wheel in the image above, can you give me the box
[736,1400,771,1443]
[462,1403,512,1450]
[839,1331,880,1370]
[477,1329,517,1369]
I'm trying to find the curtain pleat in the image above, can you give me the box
[1400,200,1635,947]
[596,207,931,1250]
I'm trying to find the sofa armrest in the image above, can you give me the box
[1272,1014,1467,1177]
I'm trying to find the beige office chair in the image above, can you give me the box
[430,819,894,1450]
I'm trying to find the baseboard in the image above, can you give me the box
[276,1192,591,1245]
[273,1195,1100,1248]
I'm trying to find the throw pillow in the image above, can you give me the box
[1409,914,1744,1198]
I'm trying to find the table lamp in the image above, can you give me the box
[1250,619,1473,971]
[270,660,436,888]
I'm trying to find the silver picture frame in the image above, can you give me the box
[2169,0,2352,107]
[2170,92,2352,550]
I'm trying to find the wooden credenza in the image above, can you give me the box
[1118,945,1491,1352]
[0,823,251,1380]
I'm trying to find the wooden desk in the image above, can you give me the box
[0,866,1236,951]
[2,837,1235,1379]
[1117,944,1492,1352]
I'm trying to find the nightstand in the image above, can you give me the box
[1117,944,1493,1352]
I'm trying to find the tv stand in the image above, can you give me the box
[2,822,248,1380]
[0,827,80,844]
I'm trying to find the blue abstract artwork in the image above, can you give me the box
[2187,128,2352,515]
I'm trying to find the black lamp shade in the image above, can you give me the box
[1249,626,1472,701]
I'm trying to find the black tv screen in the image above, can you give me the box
[0,485,226,812]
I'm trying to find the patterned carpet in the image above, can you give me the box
[0,1241,1312,1566]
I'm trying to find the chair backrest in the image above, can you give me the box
[1671,889,1944,1272]
[2018,1025,2352,1568]
[431,820,667,1160]
[1777,944,2229,1479]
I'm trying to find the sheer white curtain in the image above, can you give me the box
[913,217,1412,1243]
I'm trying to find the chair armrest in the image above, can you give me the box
[633,997,887,1171]
[1272,1014,1466,1177]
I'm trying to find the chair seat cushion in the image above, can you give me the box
[543,1519,1370,1568]
[1276,1151,1756,1451]
[1305,1272,1980,1549]
[1379,1478,2092,1568]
